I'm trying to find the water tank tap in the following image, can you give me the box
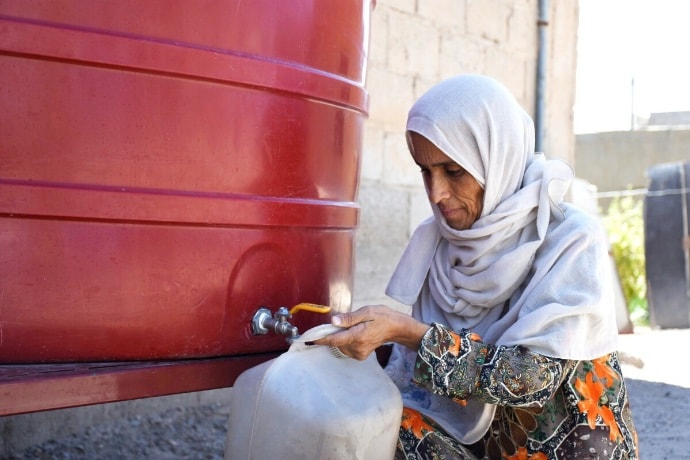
[251,306,299,341]
[251,304,332,343]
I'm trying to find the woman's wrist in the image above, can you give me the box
[393,314,430,351]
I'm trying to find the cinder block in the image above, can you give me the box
[439,35,485,78]
[361,123,385,181]
[387,9,440,81]
[382,131,420,187]
[354,181,412,303]
[417,0,467,29]
[409,186,432,235]
[507,2,538,54]
[369,5,389,67]
[366,68,415,129]
[466,0,512,44]
[376,0,416,14]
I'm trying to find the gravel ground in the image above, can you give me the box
[4,379,684,459]
[4,403,229,460]
[4,329,690,459]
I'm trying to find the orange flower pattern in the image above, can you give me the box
[575,367,623,442]
[401,407,435,439]
[503,447,548,460]
[395,323,638,459]
[576,372,606,428]
[593,355,619,387]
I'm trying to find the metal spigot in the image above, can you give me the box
[251,306,299,341]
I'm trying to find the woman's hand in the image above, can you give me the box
[312,305,430,360]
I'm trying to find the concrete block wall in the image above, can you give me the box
[574,129,690,212]
[575,129,690,193]
[354,0,580,307]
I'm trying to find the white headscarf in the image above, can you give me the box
[384,75,618,443]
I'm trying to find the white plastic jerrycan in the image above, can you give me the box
[225,324,403,460]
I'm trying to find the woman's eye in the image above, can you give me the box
[446,168,464,177]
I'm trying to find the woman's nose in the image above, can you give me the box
[428,176,450,204]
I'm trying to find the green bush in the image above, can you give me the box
[602,195,648,325]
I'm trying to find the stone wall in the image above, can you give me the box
[354,0,581,307]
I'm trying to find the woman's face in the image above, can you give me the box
[409,132,484,230]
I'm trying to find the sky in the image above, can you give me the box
[574,0,690,133]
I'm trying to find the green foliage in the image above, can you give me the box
[603,195,648,325]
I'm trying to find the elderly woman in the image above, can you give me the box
[316,75,638,459]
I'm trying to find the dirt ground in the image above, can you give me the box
[617,327,690,459]
[4,327,689,459]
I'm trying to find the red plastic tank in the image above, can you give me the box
[0,1,372,362]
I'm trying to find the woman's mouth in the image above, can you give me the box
[439,207,457,218]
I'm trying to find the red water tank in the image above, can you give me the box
[0,1,372,362]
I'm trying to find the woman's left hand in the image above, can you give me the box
[312,305,429,360]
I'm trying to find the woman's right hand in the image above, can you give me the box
[312,305,429,360]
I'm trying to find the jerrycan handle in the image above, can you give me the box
[289,304,348,358]
[290,323,349,359]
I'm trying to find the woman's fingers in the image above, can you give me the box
[330,305,378,328]
[311,305,428,360]
[313,322,376,360]
[313,306,390,360]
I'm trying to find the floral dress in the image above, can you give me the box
[395,323,638,459]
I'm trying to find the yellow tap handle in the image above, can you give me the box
[289,303,331,315]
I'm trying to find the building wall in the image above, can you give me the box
[575,130,690,194]
[354,0,581,307]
